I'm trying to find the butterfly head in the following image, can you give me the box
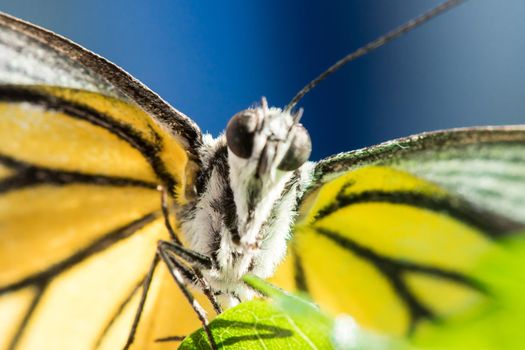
[224,97,311,251]
[226,97,311,180]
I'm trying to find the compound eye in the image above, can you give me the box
[226,111,257,159]
[278,124,312,171]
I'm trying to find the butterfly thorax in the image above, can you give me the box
[178,104,312,306]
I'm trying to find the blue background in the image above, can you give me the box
[1,0,524,160]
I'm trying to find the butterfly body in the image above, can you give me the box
[178,105,312,306]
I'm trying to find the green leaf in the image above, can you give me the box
[179,276,333,349]
[178,300,332,349]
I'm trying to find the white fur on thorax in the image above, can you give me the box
[179,107,313,307]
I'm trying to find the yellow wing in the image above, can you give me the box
[0,85,208,350]
[272,128,525,337]
[0,12,218,349]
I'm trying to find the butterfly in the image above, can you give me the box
[0,0,524,349]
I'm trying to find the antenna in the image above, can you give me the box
[284,0,465,111]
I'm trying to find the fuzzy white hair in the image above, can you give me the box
[179,105,313,307]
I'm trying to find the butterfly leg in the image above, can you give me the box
[158,185,222,313]
[158,240,222,313]
[157,185,221,347]
[123,242,222,349]
[158,243,219,350]
[122,253,160,350]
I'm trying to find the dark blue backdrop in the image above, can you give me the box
[1,1,524,159]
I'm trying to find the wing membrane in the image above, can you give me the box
[0,185,159,288]
[0,20,118,96]
[273,127,525,336]
[10,219,164,349]
[0,85,192,197]
[314,127,525,222]
[0,85,200,349]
